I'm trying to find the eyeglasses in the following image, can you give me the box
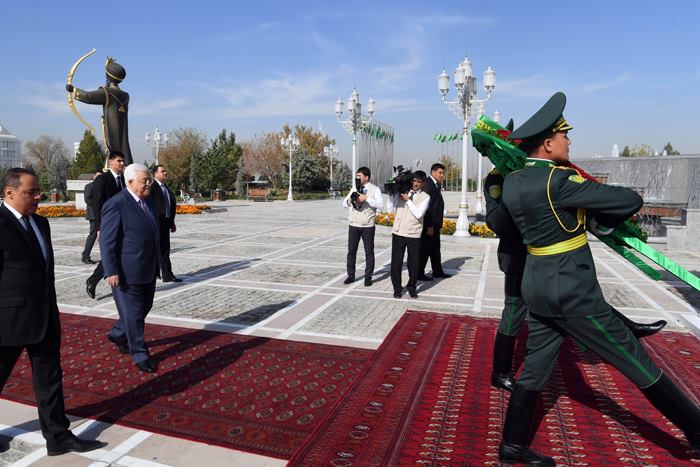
[134,179,153,186]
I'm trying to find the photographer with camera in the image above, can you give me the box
[387,170,430,299]
[342,167,384,286]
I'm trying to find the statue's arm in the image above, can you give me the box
[73,87,107,105]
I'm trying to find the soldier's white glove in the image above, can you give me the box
[590,218,614,237]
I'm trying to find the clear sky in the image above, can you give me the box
[1,0,699,167]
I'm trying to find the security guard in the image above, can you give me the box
[484,120,666,394]
[496,93,700,465]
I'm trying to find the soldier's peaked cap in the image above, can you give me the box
[509,92,572,140]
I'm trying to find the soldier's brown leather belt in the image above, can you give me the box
[527,233,588,256]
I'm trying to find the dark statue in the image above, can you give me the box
[66,58,133,165]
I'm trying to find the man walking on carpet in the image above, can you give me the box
[152,165,182,283]
[495,92,699,465]
[0,168,106,456]
[100,163,160,373]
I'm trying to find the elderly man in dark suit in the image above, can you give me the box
[81,171,102,264]
[85,152,126,298]
[418,163,452,281]
[152,165,181,282]
[0,168,105,455]
[100,163,160,373]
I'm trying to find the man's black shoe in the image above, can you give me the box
[408,289,418,299]
[46,432,106,456]
[135,359,157,373]
[432,272,453,279]
[107,335,129,354]
[417,274,433,281]
[498,442,555,466]
[163,277,183,283]
[393,291,402,299]
[85,280,96,299]
[81,257,96,264]
[492,372,516,392]
[0,436,9,453]
[364,277,372,287]
[343,276,355,284]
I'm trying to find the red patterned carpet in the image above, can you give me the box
[289,311,700,466]
[1,313,372,459]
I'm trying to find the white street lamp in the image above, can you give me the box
[438,55,495,236]
[145,127,169,165]
[335,87,375,178]
[324,143,338,192]
[281,133,300,201]
[73,141,80,161]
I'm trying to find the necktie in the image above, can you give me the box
[409,191,415,201]
[138,199,156,232]
[21,216,46,263]
[117,175,125,190]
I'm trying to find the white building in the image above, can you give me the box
[0,123,22,168]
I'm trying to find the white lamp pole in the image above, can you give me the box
[73,141,80,161]
[474,100,487,214]
[324,143,338,191]
[336,88,375,179]
[145,127,169,165]
[281,133,300,201]
[438,58,495,236]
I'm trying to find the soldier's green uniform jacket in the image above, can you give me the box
[501,158,661,390]
[502,159,641,318]
[484,169,527,336]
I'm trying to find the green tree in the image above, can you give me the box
[621,145,632,157]
[190,129,242,193]
[70,130,105,178]
[662,142,681,155]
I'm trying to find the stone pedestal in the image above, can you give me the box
[666,208,700,251]
[66,180,91,209]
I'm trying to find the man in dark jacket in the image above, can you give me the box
[151,165,181,282]
[418,163,451,281]
[81,171,102,264]
[85,152,126,298]
[0,168,105,455]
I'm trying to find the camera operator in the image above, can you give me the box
[342,167,384,286]
[387,170,430,299]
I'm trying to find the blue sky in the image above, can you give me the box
[2,0,699,166]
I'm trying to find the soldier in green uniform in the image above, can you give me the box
[483,121,666,394]
[495,93,699,465]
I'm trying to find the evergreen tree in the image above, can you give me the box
[621,145,632,157]
[70,131,105,178]
[662,142,681,155]
[190,129,242,193]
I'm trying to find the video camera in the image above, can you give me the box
[384,165,414,197]
[349,177,364,210]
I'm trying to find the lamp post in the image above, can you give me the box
[474,100,487,214]
[335,87,375,178]
[324,143,338,192]
[73,142,80,161]
[145,127,169,165]
[438,56,495,236]
[281,133,300,201]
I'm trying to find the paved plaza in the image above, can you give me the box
[1,198,699,466]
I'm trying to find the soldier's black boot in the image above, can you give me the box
[499,384,556,466]
[491,333,516,392]
[611,306,666,338]
[640,373,700,450]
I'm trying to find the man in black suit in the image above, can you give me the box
[85,152,126,298]
[81,172,102,264]
[0,168,105,456]
[152,165,181,282]
[418,163,452,281]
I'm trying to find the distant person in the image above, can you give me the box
[387,170,430,299]
[81,171,102,264]
[100,163,160,373]
[0,168,106,456]
[418,163,451,281]
[152,165,182,282]
[85,151,126,299]
[342,167,383,286]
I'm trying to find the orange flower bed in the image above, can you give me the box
[176,204,211,215]
[36,206,86,218]
[375,212,456,235]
